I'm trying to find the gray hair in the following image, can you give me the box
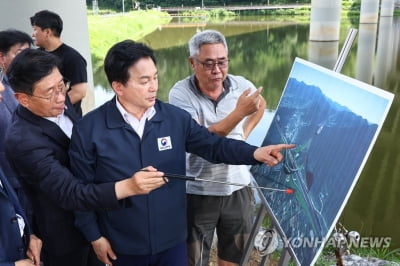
[188,30,228,58]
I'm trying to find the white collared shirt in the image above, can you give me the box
[0,179,25,236]
[45,110,74,138]
[115,98,156,138]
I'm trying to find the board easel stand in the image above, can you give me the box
[240,28,358,266]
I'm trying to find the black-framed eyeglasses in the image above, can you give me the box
[195,58,229,71]
[0,67,4,83]
[29,79,70,102]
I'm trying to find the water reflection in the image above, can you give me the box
[92,16,400,248]
[375,17,395,88]
[342,16,400,249]
[93,17,310,107]
[308,40,339,70]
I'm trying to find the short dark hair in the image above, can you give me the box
[7,49,60,95]
[104,40,156,86]
[0,29,33,54]
[30,10,63,37]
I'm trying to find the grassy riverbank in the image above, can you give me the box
[88,10,171,72]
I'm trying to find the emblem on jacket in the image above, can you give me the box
[157,136,172,151]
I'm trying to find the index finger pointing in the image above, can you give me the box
[249,87,262,99]
[277,143,296,150]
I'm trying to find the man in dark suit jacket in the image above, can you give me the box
[0,80,41,266]
[0,168,41,266]
[4,49,166,266]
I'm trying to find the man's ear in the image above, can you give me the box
[44,28,52,37]
[189,57,196,70]
[0,52,6,66]
[111,81,123,96]
[15,93,30,107]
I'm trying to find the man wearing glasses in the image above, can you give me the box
[169,30,266,266]
[1,60,42,266]
[4,48,89,266]
[4,49,167,266]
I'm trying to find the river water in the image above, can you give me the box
[93,15,400,249]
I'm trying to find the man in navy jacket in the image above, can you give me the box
[70,40,294,266]
[5,49,167,266]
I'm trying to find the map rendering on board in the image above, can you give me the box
[250,58,394,265]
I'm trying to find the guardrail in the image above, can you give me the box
[161,4,310,13]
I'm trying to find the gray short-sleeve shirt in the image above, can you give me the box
[169,74,257,195]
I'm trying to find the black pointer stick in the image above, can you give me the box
[162,172,294,194]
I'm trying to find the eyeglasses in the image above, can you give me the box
[29,79,70,102]
[195,58,229,71]
[0,67,4,83]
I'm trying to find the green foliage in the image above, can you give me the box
[342,0,361,16]
[342,0,357,9]
[208,8,236,17]
[316,246,400,264]
[179,10,208,17]
[179,8,235,17]
[257,7,310,17]
[353,247,400,262]
[88,10,171,86]
[178,8,236,23]
[87,9,117,16]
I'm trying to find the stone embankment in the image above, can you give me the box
[339,254,400,266]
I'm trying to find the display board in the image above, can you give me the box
[250,58,394,265]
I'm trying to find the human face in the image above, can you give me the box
[17,68,66,117]
[32,26,47,48]
[191,43,229,93]
[0,42,30,71]
[113,57,158,119]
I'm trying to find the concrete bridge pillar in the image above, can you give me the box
[356,23,378,83]
[381,0,395,17]
[309,0,342,41]
[308,0,341,69]
[308,41,339,70]
[0,0,95,113]
[359,0,380,23]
